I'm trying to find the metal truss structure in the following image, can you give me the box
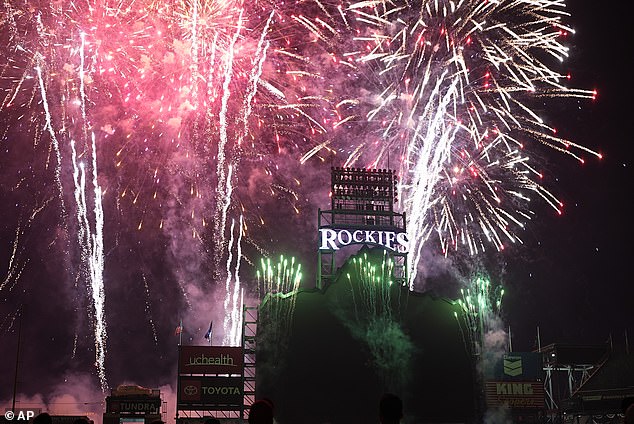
[317,167,407,289]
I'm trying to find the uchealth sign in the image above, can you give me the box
[179,345,243,375]
[178,376,243,409]
[319,228,409,253]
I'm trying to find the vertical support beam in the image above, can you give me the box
[242,305,258,421]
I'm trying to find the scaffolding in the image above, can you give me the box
[175,306,258,423]
[242,305,258,420]
[317,167,407,289]
[539,343,609,423]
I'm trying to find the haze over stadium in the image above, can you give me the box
[1,0,631,422]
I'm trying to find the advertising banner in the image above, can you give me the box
[107,398,162,415]
[179,346,243,375]
[485,381,545,409]
[492,352,543,380]
[177,376,243,409]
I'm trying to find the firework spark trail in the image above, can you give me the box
[0,225,28,293]
[222,215,245,346]
[238,11,274,147]
[34,61,66,215]
[214,10,244,276]
[229,214,245,346]
[1,198,53,292]
[71,135,107,391]
[222,218,236,345]
[142,273,158,344]
[402,76,461,287]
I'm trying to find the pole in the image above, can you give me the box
[537,326,541,352]
[508,325,513,352]
[12,306,23,412]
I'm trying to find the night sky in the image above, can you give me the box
[1,0,633,422]
[498,0,634,350]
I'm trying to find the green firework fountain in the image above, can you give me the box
[455,273,506,420]
[342,249,413,390]
[256,254,302,348]
[456,274,505,358]
[347,251,396,322]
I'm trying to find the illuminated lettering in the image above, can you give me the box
[396,232,409,252]
[188,354,236,366]
[201,386,242,395]
[320,228,338,250]
[495,383,535,395]
[120,402,160,413]
[318,228,409,253]
[337,230,352,246]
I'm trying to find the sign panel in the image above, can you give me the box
[178,376,243,409]
[492,352,543,380]
[107,398,162,415]
[318,228,409,253]
[485,381,545,409]
[179,346,243,375]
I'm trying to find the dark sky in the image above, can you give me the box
[497,0,634,350]
[0,0,632,420]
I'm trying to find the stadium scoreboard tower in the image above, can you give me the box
[102,385,165,424]
[318,167,407,289]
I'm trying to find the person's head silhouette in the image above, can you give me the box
[379,393,403,424]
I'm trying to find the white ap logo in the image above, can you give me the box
[4,410,36,421]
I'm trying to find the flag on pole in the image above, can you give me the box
[175,319,183,336]
[204,321,213,343]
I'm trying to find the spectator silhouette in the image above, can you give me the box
[379,393,403,424]
[248,399,274,424]
[33,414,52,424]
[623,397,634,424]
[626,404,634,424]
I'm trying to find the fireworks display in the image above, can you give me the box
[294,0,601,285]
[256,254,303,353]
[0,0,601,407]
[457,273,505,358]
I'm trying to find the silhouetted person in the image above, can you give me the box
[379,393,403,424]
[626,404,634,424]
[33,413,52,424]
[248,399,274,424]
[623,397,634,424]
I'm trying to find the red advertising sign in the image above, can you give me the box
[178,376,243,409]
[485,381,545,409]
[179,346,243,375]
